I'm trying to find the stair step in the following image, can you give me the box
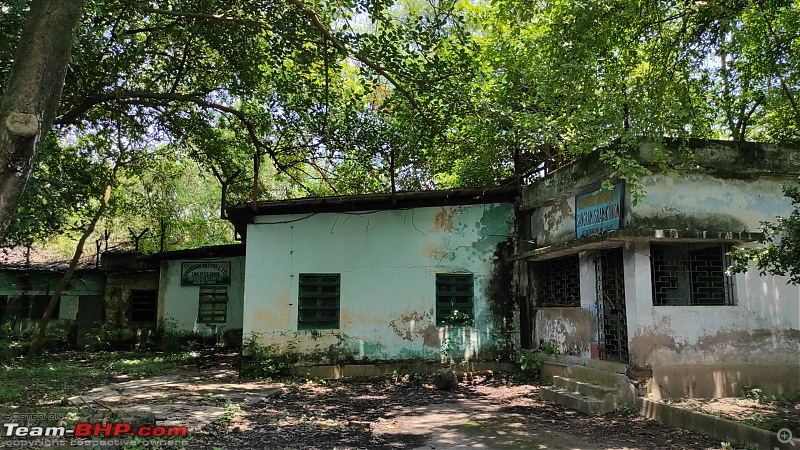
[568,365,625,388]
[552,376,618,399]
[585,359,628,374]
[539,386,615,415]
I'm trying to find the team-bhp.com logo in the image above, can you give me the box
[4,422,187,438]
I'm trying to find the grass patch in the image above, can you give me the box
[0,351,195,406]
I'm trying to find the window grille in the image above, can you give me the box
[298,274,340,330]
[536,255,580,307]
[436,274,474,326]
[651,243,735,306]
[129,289,158,322]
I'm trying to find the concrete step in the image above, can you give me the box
[539,386,615,415]
[585,359,628,374]
[552,376,618,400]
[568,365,625,388]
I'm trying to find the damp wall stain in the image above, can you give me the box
[242,203,516,361]
[534,307,597,356]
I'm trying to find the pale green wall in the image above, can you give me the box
[0,270,104,323]
[160,256,245,334]
[242,203,515,362]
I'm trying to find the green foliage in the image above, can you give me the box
[3,0,800,255]
[241,333,294,381]
[729,181,800,284]
[742,384,764,403]
[516,351,544,381]
[84,323,139,352]
[0,322,77,358]
[216,403,241,427]
[539,340,559,356]
[444,309,474,327]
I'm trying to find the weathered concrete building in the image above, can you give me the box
[518,140,800,399]
[0,267,105,339]
[226,188,518,363]
[146,245,245,338]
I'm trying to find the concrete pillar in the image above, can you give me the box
[622,240,651,365]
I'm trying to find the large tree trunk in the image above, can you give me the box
[0,0,85,242]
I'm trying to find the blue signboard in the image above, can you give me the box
[575,183,623,238]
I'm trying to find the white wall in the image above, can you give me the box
[627,242,800,367]
[160,256,245,334]
[633,172,792,231]
[242,203,515,361]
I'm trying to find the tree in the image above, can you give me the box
[0,0,84,241]
[27,121,135,356]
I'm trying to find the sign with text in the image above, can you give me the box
[575,183,623,238]
[181,262,231,286]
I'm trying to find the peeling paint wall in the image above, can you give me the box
[534,307,597,355]
[631,173,792,231]
[624,241,800,397]
[160,256,245,335]
[526,170,794,247]
[104,272,159,327]
[242,203,515,362]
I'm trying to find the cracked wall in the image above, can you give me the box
[241,203,515,362]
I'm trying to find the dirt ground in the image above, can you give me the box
[4,352,734,449]
[187,377,725,450]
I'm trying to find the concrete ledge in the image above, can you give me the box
[293,361,516,379]
[639,398,800,449]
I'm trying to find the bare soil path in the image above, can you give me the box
[171,374,723,450]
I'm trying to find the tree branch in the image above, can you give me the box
[283,0,430,123]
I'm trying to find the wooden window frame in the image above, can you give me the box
[198,286,228,324]
[128,289,158,323]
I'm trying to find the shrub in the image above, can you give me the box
[516,350,544,381]
[240,333,293,380]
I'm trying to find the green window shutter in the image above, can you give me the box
[435,274,474,326]
[298,274,340,330]
[198,286,228,323]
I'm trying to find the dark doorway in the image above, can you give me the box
[597,248,629,363]
[76,295,104,348]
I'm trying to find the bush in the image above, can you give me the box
[240,333,293,380]
[516,350,544,381]
[84,323,138,351]
[221,328,243,349]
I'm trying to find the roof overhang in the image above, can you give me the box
[517,228,761,261]
[226,186,519,239]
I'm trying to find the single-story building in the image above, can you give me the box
[226,188,519,363]
[517,140,800,398]
[141,244,245,339]
[0,266,105,342]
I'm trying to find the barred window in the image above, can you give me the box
[536,255,580,307]
[199,287,228,323]
[129,289,157,322]
[298,274,340,330]
[651,243,735,306]
[436,274,474,326]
